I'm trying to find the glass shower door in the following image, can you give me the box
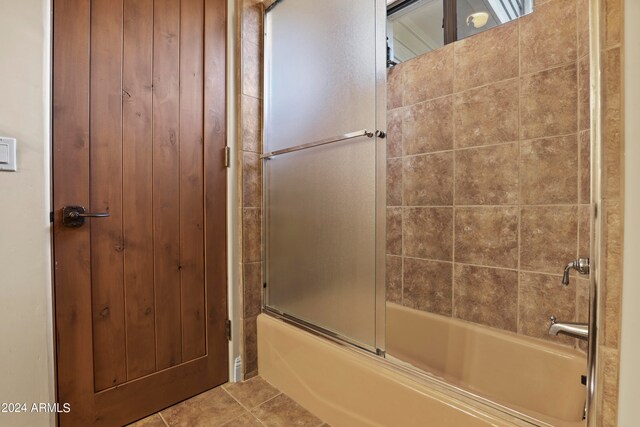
[263,0,384,351]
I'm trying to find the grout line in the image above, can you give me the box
[158,412,170,427]
[399,203,583,209]
[517,16,522,335]
[219,385,269,427]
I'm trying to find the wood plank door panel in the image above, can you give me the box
[52,0,228,425]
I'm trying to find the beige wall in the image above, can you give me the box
[617,0,639,424]
[0,1,55,426]
[386,0,590,352]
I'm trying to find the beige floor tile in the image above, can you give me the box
[223,376,281,409]
[161,387,246,427]
[251,394,323,427]
[221,412,264,427]
[127,413,167,427]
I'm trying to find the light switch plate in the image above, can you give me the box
[0,137,17,172]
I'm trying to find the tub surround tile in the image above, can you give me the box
[454,207,519,269]
[519,0,577,74]
[580,130,591,204]
[242,40,261,99]
[402,44,453,105]
[520,64,577,140]
[223,377,280,410]
[403,207,453,261]
[387,64,404,110]
[578,55,591,131]
[453,79,519,149]
[387,109,403,158]
[251,394,323,427]
[387,158,402,206]
[454,143,519,205]
[579,205,591,258]
[454,264,518,331]
[403,258,453,316]
[403,152,453,206]
[576,278,590,351]
[386,255,403,304]
[603,0,622,48]
[577,0,590,59]
[386,207,402,255]
[244,316,258,375]
[518,272,576,346]
[453,21,519,92]
[602,200,623,349]
[600,347,621,427]
[241,95,262,153]
[243,151,262,208]
[161,387,245,427]
[520,206,578,275]
[243,262,262,319]
[402,96,454,155]
[602,48,623,201]
[243,208,262,263]
[519,135,579,205]
[241,0,263,46]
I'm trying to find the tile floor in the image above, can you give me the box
[128,376,329,427]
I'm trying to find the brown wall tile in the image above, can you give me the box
[454,79,519,149]
[519,272,576,345]
[244,316,258,375]
[520,206,578,275]
[577,0,590,59]
[455,143,519,205]
[241,0,263,46]
[600,347,621,426]
[520,64,577,140]
[403,207,453,261]
[602,200,623,349]
[580,130,591,204]
[455,207,519,268]
[402,96,454,155]
[243,262,262,318]
[242,40,261,99]
[403,258,452,316]
[454,264,518,331]
[579,205,591,257]
[387,158,402,206]
[388,64,404,110]
[454,21,519,92]
[403,152,453,206]
[520,135,579,205]
[386,255,403,304]
[578,55,591,131]
[387,108,403,158]
[387,207,402,255]
[241,95,262,153]
[602,48,623,201]
[603,0,622,48]
[403,44,453,105]
[243,151,262,208]
[519,0,577,74]
[243,208,262,263]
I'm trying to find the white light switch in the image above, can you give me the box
[0,137,17,172]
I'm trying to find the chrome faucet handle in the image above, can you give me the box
[562,258,590,286]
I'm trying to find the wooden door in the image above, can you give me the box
[52,0,228,425]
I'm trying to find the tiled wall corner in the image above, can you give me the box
[238,0,264,379]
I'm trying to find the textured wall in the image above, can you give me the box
[0,1,55,426]
[238,0,263,378]
[386,0,591,353]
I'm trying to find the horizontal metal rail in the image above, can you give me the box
[261,129,374,159]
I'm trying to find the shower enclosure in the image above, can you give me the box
[261,0,596,425]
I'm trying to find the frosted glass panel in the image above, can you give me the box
[266,140,376,347]
[265,0,377,152]
[264,0,379,349]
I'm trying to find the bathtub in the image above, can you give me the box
[386,302,587,426]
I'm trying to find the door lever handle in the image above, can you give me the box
[62,206,110,227]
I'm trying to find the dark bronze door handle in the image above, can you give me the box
[62,206,110,227]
